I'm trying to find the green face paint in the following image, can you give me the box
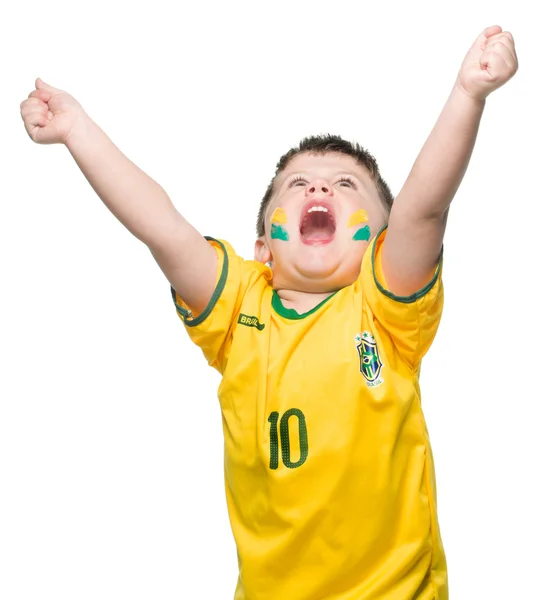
[352,225,371,241]
[271,223,289,241]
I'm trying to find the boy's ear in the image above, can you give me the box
[254,237,272,264]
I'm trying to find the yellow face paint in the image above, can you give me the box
[271,207,288,225]
[347,209,368,228]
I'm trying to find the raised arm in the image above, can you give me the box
[20,79,216,315]
[382,26,518,296]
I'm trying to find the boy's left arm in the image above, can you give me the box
[382,25,518,296]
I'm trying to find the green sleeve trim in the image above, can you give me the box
[371,226,443,304]
[271,289,338,320]
[170,236,229,327]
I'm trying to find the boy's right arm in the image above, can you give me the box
[20,79,216,315]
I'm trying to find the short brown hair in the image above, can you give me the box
[256,134,393,237]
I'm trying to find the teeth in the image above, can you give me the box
[307,206,329,213]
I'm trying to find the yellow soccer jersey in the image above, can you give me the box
[171,228,448,600]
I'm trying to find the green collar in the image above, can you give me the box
[271,289,338,320]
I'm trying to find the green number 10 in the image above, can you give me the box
[268,408,309,470]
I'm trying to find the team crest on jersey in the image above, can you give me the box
[355,332,384,388]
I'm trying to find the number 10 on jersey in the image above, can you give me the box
[268,409,309,470]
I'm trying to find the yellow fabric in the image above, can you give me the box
[172,230,447,600]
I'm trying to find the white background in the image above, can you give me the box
[1,1,539,598]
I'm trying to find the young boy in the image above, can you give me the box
[20,25,517,600]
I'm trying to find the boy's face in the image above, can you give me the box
[255,152,387,293]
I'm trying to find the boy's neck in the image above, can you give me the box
[275,288,335,314]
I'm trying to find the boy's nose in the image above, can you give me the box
[306,179,334,197]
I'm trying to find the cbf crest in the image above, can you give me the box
[355,332,384,388]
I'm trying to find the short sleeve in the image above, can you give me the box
[170,237,271,373]
[359,227,444,369]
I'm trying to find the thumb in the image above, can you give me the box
[35,77,59,93]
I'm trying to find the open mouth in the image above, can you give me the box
[300,202,336,244]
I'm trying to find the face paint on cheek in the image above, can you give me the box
[352,225,371,241]
[270,207,288,224]
[348,209,371,241]
[271,223,289,241]
[347,209,368,228]
[270,207,289,241]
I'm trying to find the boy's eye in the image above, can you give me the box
[337,177,357,189]
[289,176,308,187]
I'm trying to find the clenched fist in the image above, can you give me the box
[458,25,518,101]
[20,78,88,145]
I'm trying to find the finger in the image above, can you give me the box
[481,44,517,72]
[23,109,50,128]
[480,51,515,80]
[21,97,48,111]
[468,25,502,54]
[486,30,517,64]
[485,33,515,54]
[482,25,503,40]
[21,103,47,120]
[28,89,51,103]
[20,105,46,124]
[483,44,518,74]
[500,32,517,61]
[20,97,53,120]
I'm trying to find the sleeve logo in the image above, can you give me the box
[355,332,384,388]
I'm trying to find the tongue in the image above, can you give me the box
[301,211,335,240]
[303,228,333,240]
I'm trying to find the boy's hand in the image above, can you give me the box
[20,78,88,145]
[457,25,518,101]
